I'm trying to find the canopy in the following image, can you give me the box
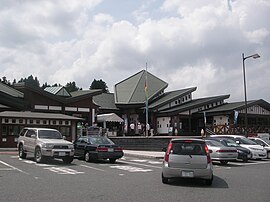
[97,113,123,123]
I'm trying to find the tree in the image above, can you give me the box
[18,75,40,88]
[90,79,109,93]
[65,81,80,93]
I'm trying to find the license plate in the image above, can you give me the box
[182,171,194,178]
[59,152,66,156]
[108,148,114,152]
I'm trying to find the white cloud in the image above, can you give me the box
[0,0,269,102]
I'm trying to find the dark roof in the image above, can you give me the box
[159,95,230,115]
[204,99,270,113]
[93,93,118,110]
[149,87,197,109]
[0,111,82,120]
[0,82,24,98]
[114,70,168,105]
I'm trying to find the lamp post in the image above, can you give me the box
[242,53,260,137]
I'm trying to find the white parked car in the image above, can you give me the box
[248,137,270,159]
[210,135,267,160]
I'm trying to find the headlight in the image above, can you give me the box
[68,144,74,149]
[42,143,54,149]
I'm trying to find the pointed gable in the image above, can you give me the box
[114,70,168,104]
[44,86,71,97]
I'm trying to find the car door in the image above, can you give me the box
[24,129,37,153]
[74,137,87,157]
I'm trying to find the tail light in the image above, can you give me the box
[96,147,108,152]
[164,142,172,162]
[114,147,123,152]
[204,144,211,164]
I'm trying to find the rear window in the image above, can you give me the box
[171,141,206,155]
[88,136,114,145]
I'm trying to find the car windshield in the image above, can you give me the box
[238,138,258,145]
[205,140,224,147]
[88,136,114,145]
[222,139,238,147]
[38,130,63,139]
[172,141,206,155]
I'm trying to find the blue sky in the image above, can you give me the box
[0,0,269,102]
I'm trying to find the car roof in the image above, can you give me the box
[171,138,205,143]
[210,135,245,138]
[22,127,58,131]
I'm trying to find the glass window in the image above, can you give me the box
[59,127,70,137]
[2,125,8,136]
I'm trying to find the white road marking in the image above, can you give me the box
[44,167,84,175]
[0,168,14,171]
[118,160,162,169]
[110,165,152,172]
[0,160,30,175]
[80,164,105,172]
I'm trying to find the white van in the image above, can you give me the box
[210,135,267,160]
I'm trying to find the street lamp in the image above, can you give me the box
[242,53,260,137]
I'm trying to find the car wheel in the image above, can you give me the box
[242,156,248,163]
[162,173,169,184]
[18,144,27,159]
[109,158,116,164]
[205,175,213,186]
[35,147,43,163]
[62,156,74,164]
[84,151,91,162]
[220,160,228,165]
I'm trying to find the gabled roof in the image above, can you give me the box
[204,99,270,113]
[0,82,24,98]
[44,86,71,97]
[97,113,123,123]
[93,93,118,110]
[114,70,168,105]
[149,87,197,109]
[159,95,230,115]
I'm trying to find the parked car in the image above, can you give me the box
[162,138,213,185]
[210,135,267,160]
[205,137,251,162]
[248,137,270,158]
[204,139,238,165]
[17,128,74,163]
[74,135,124,163]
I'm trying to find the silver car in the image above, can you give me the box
[205,139,238,165]
[162,138,213,185]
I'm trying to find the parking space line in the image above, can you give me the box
[0,160,30,175]
[80,164,106,172]
[118,159,162,169]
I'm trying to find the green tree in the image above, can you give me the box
[90,79,109,93]
[65,81,80,93]
[18,75,40,88]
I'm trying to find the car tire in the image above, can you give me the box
[220,160,228,165]
[62,156,74,164]
[109,158,116,164]
[162,173,169,184]
[84,151,91,162]
[18,144,27,159]
[205,175,213,186]
[242,156,248,163]
[35,147,44,163]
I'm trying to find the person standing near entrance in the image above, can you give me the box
[130,122,135,136]
[137,122,142,135]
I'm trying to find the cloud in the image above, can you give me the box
[0,0,269,102]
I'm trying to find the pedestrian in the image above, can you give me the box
[130,122,135,136]
[137,122,142,135]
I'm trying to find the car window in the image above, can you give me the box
[205,140,224,147]
[19,129,28,137]
[252,139,264,146]
[223,139,238,147]
[25,130,36,138]
[171,142,206,155]
[38,130,62,139]
[236,137,257,145]
[88,136,114,145]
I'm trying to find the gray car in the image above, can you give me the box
[162,138,213,185]
[204,139,238,165]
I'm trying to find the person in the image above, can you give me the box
[146,123,150,136]
[130,122,135,136]
[137,122,142,135]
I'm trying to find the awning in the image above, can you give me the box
[97,113,123,123]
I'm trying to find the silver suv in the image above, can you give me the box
[17,128,74,163]
[162,138,213,185]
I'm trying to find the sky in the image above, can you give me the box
[0,0,269,102]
